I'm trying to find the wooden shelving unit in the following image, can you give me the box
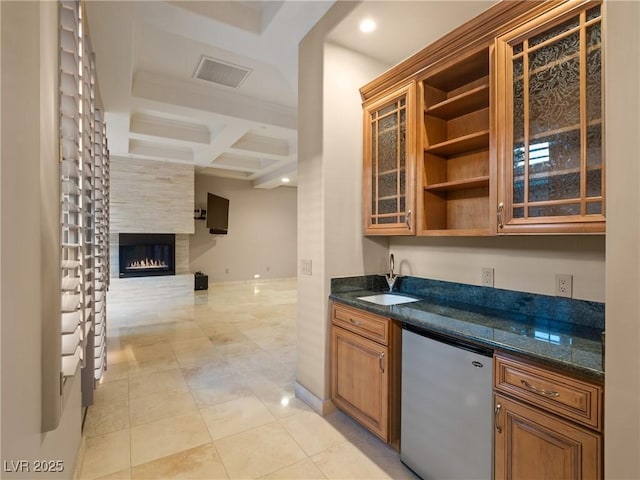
[425,130,490,157]
[360,1,604,237]
[425,84,489,119]
[418,48,493,235]
[424,176,490,192]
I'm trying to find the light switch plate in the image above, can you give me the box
[301,259,312,276]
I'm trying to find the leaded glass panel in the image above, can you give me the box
[378,198,398,215]
[378,113,398,173]
[378,172,397,199]
[529,54,580,136]
[507,7,604,224]
[587,6,601,21]
[378,103,397,117]
[587,202,602,215]
[529,16,579,47]
[367,86,411,229]
[529,203,580,217]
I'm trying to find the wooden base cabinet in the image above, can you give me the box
[494,354,603,479]
[494,394,602,480]
[330,303,400,448]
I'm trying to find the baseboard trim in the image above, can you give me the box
[294,381,337,416]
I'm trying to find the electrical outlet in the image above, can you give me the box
[555,274,573,298]
[301,259,312,275]
[481,267,494,287]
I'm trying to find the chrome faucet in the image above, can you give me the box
[386,254,397,292]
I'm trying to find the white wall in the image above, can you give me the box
[189,174,297,282]
[390,236,605,302]
[1,2,81,477]
[297,6,390,407]
[604,1,640,477]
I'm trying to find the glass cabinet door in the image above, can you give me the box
[363,82,416,235]
[497,2,604,233]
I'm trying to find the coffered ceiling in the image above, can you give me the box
[86,1,494,189]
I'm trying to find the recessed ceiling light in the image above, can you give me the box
[281,177,291,183]
[359,18,376,33]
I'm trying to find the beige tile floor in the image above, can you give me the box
[76,278,417,480]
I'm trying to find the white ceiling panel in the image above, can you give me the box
[86,1,497,189]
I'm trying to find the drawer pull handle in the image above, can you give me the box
[349,318,362,326]
[406,210,412,230]
[379,352,385,373]
[494,403,502,433]
[497,202,504,229]
[521,379,560,397]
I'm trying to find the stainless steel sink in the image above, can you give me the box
[357,293,420,306]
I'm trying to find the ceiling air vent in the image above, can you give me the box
[193,56,251,89]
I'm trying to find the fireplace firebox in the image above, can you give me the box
[119,233,175,278]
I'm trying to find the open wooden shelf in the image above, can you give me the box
[425,130,490,157]
[425,176,490,192]
[424,49,489,92]
[426,84,490,120]
[419,46,492,235]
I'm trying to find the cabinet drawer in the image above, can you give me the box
[332,303,389,345]
[494,355,603,431]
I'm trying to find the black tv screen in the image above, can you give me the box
[206,193,229,234]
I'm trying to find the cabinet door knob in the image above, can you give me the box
[494,403,502,433]
[379,352,385,373]
[349,318,362,326]
[497,203,504,229]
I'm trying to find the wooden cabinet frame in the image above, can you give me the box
[493,353,603,480]
[330,303,401,448]
[362,81,417,235]
[416,46,497,235]
[495,0,605,233]
[494,394,602,479]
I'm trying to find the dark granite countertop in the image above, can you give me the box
[330,275,605,382]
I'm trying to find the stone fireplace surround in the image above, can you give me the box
[108,156,194,279]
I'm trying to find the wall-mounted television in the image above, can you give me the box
[206,193,229,234]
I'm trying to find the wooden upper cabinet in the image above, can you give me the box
[495,1,605,233]
[363,82,416,235]
[361,1,604,236]
[417,47,496,235]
